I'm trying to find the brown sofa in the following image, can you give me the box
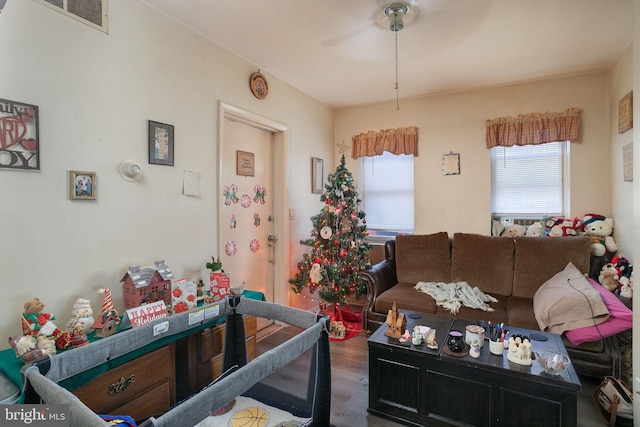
[362,232,621,379]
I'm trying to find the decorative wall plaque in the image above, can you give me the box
[249,72,269,99]
[618,91,633,134]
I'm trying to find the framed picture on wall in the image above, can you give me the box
[0,97,40,170]
[148,120,174,166]
[623,143,633,182]
[618,91,633,134]
[312,157,324,194]
[236,150,255,176]
[70,170,96,200]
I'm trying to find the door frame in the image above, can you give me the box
[218,101,289,306]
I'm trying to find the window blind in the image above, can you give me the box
[491,142,565,216]
[360,152,414,233]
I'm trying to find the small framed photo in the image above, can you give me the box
[70,170,96,200]
[311,157,324,194]
[236,150,255,177]
[148,120,174,166]
[442,152,460,175]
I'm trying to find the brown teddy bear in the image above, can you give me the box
[22,298,57,336]
[598,263,619,292]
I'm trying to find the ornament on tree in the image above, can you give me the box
[289,155,371,305]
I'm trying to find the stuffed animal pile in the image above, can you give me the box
[499,213,619,258]
[598,255,633,301]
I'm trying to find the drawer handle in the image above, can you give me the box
[108,374,135,394]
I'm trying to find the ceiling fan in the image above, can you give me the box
[322,0,422,48]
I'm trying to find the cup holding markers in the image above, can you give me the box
[488,323,509,356]
[489,339,504,356]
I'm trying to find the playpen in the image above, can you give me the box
[21,297,332,426]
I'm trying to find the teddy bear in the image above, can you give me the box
[598,263,619,292]
[7,335,44,363]
[619,274,633,300]
[582,214,618,256]
[22,298,58,336]
[502,224,526,238]
[610,254,632,285]
[525,222,543,237]
[543,216,581,237]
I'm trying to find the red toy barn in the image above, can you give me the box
[122,260,174,309]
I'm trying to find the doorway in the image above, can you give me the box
[218,102,289,329]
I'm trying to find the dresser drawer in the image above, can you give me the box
[72,344,175,420]
[200,324,225,361]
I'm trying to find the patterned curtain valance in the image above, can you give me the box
[351,126,418,158]
[485,108,581,149]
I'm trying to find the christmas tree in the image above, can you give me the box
[290,155,371,306]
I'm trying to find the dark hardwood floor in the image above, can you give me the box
[256,325,604,427]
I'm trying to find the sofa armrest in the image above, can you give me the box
[362,248,398,332]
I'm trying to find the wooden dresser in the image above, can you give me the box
[176,315,257,398]
[71,315,257,421]
[72,344,176,421]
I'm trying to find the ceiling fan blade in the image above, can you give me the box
[322,20,376,47]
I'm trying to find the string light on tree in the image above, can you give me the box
[289,155,371,306]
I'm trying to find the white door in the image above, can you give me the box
[220,117,275,329]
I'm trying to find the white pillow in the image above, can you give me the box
[533,262,609,334]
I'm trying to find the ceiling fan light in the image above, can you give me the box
[389,11,404,31]
[383,3,409,32]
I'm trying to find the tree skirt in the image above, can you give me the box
[321,307,362,341]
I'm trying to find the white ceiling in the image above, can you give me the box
[142,0,633,109]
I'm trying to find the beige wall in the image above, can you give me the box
[609,44,634,260]
[0,1,332,344]
[335,73,611,237]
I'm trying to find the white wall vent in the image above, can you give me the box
[34,0,108,34]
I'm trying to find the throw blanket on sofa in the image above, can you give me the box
[414,281,498,314]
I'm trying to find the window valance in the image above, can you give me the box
[352,126,418,158]
[485,108,580,148]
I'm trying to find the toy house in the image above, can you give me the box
[91,311,120,338]
[122,260,174,309]
[90,288,120,338]
[384,302,406,339]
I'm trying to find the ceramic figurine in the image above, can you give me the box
[412,331,423,346]
[90,288,121,338]
[399,329,411,343]
[65,298,95,335]
[427,330,438,349]
[72,323,89,348]
[469,339,481,358]
[507,336,532,365]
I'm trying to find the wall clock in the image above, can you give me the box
[249,72,269,99]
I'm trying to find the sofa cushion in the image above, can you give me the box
[395,233,451,284]
[435,296,508,325]
[375,282,437,315]
[533,262,609,334]
[506,296,539,330]
[450,233,514,296]
[512,236,591,298]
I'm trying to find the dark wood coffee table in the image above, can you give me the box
[368,311,581,427]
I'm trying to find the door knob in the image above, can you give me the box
[267,235,277,242]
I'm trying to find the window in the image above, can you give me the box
[491,142,567,216]
[360,151,414,239]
